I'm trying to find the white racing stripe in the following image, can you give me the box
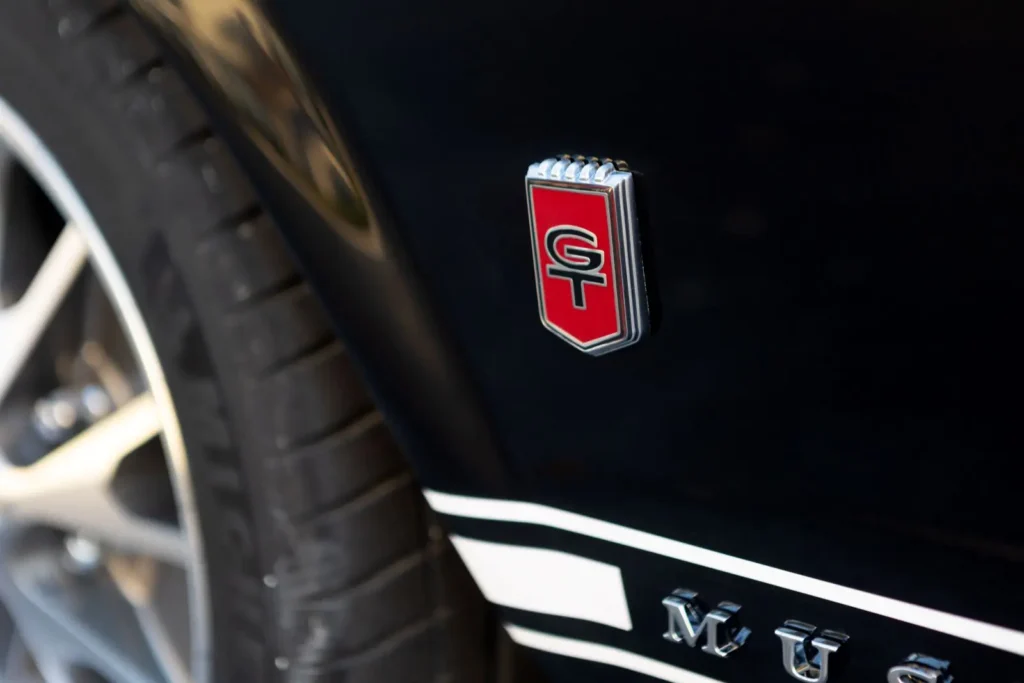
[425,489,1024,657]
[450,535,633,630]
[506,625,723,683]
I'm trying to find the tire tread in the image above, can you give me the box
[32,1,492,680]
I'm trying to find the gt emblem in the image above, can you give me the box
[526,156,648,355]
[544,226,607,308]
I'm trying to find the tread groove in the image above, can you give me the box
[189,204,265,243]
[313,610,452,673]
[275,405,377,451]
[223,202,264,225]
[273,337,343,373]
[164,126,216,158]
[282,410,385,460]
[295,471,414,528]
[256,333,337,379]
[117,55,163,86]
[293,545,433,604]
[75,3,125,37]
[230,272,302,310]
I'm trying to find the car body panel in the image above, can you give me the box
[133,0,1024,681]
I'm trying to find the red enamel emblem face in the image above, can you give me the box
[526,157,647,355]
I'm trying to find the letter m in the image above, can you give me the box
[662,588,750,658]
[663,589,714,647]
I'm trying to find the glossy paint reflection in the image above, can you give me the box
[132,0,381,255]
[132,0,509,497]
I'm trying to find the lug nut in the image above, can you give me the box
[33,391,79,442]
[79,385,113,421]
[32,385,114,444]
[63,535,103,575]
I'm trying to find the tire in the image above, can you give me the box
[0,1,494,681]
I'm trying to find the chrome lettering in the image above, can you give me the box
[887,654,953,683]
[775,620,849,683]
[662,589,751,658]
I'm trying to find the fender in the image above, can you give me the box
[132,2,1024,683]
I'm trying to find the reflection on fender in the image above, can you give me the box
[131,0,383,256]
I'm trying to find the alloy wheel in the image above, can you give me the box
[0,96,210,683]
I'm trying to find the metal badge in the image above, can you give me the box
[662,589,751,658]
[653,586,957,683]
[775,620,850,683]
[526,156,648,355]
[887,654,953,683]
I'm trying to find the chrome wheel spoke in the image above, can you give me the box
[0,142,14,298]
[0,527,167,683]
[0,394,188,565]
[109,555,192,683]
[0,224,89,404]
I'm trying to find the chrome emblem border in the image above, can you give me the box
[526,156,649,356]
